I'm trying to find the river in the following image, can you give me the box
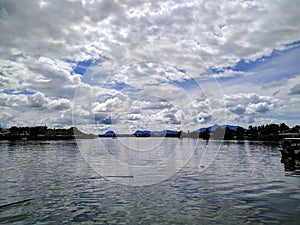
[0,138,299,224]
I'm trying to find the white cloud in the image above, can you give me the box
[0,111,14,126]
[47,98,71,111]
[223,93,278,125]
[92,96,125,113]
[2,0,300,66]
[246,102,272,114]
[289,83,300,95]
[1,0,300,129]
[0,93,28,107]
[27,92,47,108]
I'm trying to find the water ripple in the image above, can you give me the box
[0,139,299,224]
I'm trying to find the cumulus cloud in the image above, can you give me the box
[0,93,28,107]
[47,98,71,111]
[289,83,300,95]
[224,93,278,124]
[92,97,125,113]
[0,111,15,127]
[1,0,300,129]
[27,92,48,108]
[2,0,300,64]
[246,102,271,114]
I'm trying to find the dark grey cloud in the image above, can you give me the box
[290,83,300,95]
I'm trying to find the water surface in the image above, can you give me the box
[0,139,299,224]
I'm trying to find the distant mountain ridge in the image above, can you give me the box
[151,130,182,135]
[196,124,244,133]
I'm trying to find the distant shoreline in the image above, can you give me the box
[0,126,96,141]
[1,123,299,142]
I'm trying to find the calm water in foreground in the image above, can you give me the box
[0,138,299,224]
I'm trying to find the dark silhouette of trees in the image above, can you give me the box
[279,123,289,131]
[245,123,299,141]
[236,127,245,140]
[199,128,210,140]
[198,123,298,141]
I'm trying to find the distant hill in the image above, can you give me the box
[98,130,117,137]
[152,130,181,135]
[196,124,243,133]
[133,130,151,137]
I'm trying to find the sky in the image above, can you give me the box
[0,0,300,133]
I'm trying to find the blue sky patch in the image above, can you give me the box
[211,44,300,77]
[284,39,300,47]
[211,44,300,85]
[1,89,36,95]
[70,59,95,75]
[67,55,109,76]
[112,82,127,90]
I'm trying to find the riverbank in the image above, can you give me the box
[0,126,96,140]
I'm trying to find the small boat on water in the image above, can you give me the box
[281,138,300,169]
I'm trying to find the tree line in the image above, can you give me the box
[197,123,300,141]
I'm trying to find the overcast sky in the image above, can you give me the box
[1,0,300,133]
